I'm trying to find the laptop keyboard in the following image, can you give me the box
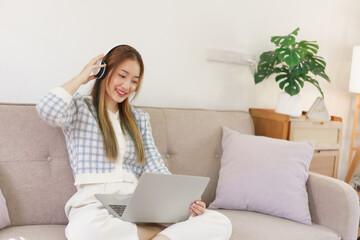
[109,205,127,216]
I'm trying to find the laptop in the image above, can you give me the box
[95,172,210,223]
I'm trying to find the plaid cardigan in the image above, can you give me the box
[36,87,170,186]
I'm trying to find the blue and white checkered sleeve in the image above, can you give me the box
[36,87,77,127]
[140,111,171,175]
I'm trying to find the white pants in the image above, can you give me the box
[65,182,232,240]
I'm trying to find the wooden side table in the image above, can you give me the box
[249,108,343,178]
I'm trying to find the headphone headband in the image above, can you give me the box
[94,45,135,80]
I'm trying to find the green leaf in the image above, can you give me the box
[304,76,324,98]
[255,70,273,84]
[271,28,299,47]
[310,68,330,82]
[254,51,279,84]
[284,81,301,96]
[291,27,300,36]
[254,62,274,83]
[307,55,330,82]
[298,41,319,55]
[294,76,305,88]
[271,35,296,47]
[317,71,330,82]
[275,74,288,82]
[279,79,287,90]
[291,61,310,76]
[275,73,302,96]
[311,55,326,69]
[259,51,277,63]
[275,47,305,67]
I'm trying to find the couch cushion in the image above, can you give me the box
[216,209,340,240]
[141,107,254,205]
[0,104,77,226]
[0,225,66,240]
[210,127,314,225]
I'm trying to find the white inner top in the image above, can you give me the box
[107,109,138,184]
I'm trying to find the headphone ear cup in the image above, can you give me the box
[94,60,107,80]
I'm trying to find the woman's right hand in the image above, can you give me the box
[76,54,106,85]
[61,54,106,96]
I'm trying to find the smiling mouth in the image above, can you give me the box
[116,88,127,97]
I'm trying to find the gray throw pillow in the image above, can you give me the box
[0,188,10,229]
[209,126,314,225]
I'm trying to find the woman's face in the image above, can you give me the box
[105,59,140,111]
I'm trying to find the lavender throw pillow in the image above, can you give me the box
[209,126,314,225]
[0,188,10,229]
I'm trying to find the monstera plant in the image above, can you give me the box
[254,28,330,98]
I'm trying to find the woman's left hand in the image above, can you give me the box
[190,199,206,217]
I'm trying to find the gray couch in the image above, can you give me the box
[0,103,358,240]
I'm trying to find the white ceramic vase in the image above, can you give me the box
[275,92,302,117]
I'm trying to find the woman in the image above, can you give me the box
[37,45,232,240]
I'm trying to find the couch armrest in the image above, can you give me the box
[306,172,359,240]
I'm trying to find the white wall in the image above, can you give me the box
[1,0,360,179]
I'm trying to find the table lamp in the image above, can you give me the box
[345,46,360,183]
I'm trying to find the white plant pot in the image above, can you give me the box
[275,92,302,117]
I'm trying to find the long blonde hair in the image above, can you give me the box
[91,45,145,165]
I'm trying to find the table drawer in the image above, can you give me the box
[309,150,339,178]
[290,121,342,150]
